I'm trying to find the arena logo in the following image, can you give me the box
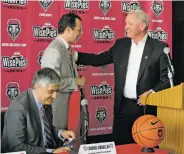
[90,81,112,99]
[64,0,89,10]
[7,19,21,41]
[121,0,141,12]
[96,106,108,124]
[151,0,164,17]
[2,0,28,9]
[2,52,27,73]
[39,0,53,11]
[6,82,20,100]
[38,50,44,65]
[33,22,57,42]
[147,27,168,41]
[99,0,111,16]
[93,25,115,44]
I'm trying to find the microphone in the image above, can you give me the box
[81,99,89,120]
[163,47,174,75]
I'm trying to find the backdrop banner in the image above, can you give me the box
[1,0,172,136]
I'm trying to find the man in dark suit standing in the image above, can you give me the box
[74,10,171,145]
[2,68,75,154]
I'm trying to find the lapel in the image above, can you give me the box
[27,89,43,144]
[137,36,154,81]
[56,37,76,77]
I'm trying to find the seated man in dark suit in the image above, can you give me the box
[2,68,75,154]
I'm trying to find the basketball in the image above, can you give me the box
[132,114,165,148]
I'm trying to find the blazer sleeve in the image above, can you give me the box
[4,103,46,154]
[77,41,117,66]
[152,44,171,92]
[41,48,78,92]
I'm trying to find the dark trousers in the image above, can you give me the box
[113,96,156,145]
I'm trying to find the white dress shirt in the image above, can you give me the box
[123,35,148,99]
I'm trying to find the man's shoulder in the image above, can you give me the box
[115,37,131,45]
[149,36,168,47]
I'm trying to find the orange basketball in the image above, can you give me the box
[132,114,165,148]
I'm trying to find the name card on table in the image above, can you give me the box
[78,142,116,154]
[2,151,26,154]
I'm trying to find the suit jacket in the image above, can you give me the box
[1,89,59,154]
[77,36,170,115]
[41,36,78,129]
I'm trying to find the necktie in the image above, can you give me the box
[68,46,76,77]
[41,106,53,148]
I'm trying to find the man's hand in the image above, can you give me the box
[137,90,154,106]
[76,77,86,88]
[61,130,76,140]
[52,147,71,153]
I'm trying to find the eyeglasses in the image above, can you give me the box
[73,28,83,33]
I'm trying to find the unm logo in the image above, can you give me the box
[93,25,115,40]
[2,52,27,69]
[39,0,53,11]
[99,0,111,15]
[96,106,108,124]
[7,19,21,41]
[121,0,141,12]
[64,0,89,10]
[151,0,164,17]
[6,82,20,100]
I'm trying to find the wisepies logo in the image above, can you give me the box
[2,0,28,6]
[121,0,141,12]
[148,27,168,41]
[90,81,112,99]
[64,0,89,10]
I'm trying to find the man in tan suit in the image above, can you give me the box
[41,13,85,130]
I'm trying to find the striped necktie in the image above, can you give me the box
[41,106,53,148]
[68,46,76,77]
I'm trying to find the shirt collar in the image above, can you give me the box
[131,34,148,45]
[59,36,69,49]
[32,90,43,110]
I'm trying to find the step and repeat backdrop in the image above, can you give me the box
[1,0,172,136]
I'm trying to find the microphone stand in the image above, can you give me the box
[167,66,174,87]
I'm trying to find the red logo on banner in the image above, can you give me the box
[99,0,111,16]
[148,27,168,41]
[90,81,112,99]
[2,0,28,9]
[2,52,27,73]
[96,106,108,124]
[38,0,53,11]
[151,0,164,17]
[32,22,57,42]
[7,19,21,41]
[6,82,20,100]
[121,0,141,12]
[93,25,115,44]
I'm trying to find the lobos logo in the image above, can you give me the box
[6,82,20,100]
[76,64,88,71]
[2,52,27,72]
[90,81,112,99]
[2,0,28,9]
[39,0,53,11]
[33,22,57,42]
[148,27,168,41]
[99,0,111,15]
[121,0,141,12]
[93,25,115,44]
[64,0,89,10]
[7,19,21,41]
[151,0,164,17]
[96,106,108,124]
[38,50,44,65]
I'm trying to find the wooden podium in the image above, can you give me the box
[141,83,184,154]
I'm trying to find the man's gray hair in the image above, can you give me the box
[128,9,150,30]
[32,68,61,88]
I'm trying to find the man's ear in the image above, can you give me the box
[141,22,146,31]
